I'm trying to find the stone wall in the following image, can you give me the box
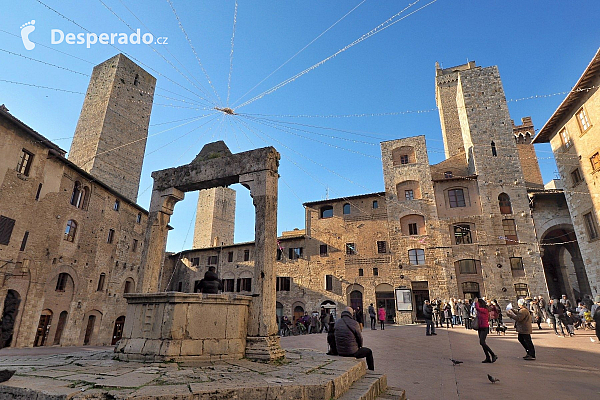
[193,187,236,248]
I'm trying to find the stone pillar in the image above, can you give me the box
[139,187,184,293]
[239,170,284,361]
[571,254,592,296]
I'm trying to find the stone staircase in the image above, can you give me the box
[337,370,406,400]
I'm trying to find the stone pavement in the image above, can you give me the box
[280,322,600,400]
[0,347,380,399]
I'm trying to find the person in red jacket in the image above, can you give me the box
[474,298,497,363]
[378,306,386,330]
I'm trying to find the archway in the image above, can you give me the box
[34,309,53,347]
[112,316,126,345]
[375,283,395,323]
[540,226,590,300]
[292,304,305,323]
[0,290,21,348]
[53,311,68,345]
[321,300,337,320]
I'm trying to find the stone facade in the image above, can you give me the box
[68,54,156,203]
[532,48,600,296]
[193,187,236,248]
[0,105,147,348]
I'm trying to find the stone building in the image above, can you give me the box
[0,53,153,348]
[532,47,600,296]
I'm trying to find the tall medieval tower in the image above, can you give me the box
[193,187,236,249]
[68,54,156,203]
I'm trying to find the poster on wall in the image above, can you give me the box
[395,288,413,311]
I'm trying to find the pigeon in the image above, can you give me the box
[488,374,500,384]
[590,337,596,343]
[451,359,463,365]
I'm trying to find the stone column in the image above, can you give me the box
[571,253,592,296]
[139,187,184,293]
[239,170,284,361]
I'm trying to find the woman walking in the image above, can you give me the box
[474,298,497,363]
[378,305,386,330]
[443,302,453,328]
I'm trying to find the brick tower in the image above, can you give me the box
[193,187,236,249]
[68,53,156,203]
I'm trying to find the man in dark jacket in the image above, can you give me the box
[334,307,374,370]
[423,300,436,336]
[368,303,377,330]
[550,297,567,336]
[197,267,223,294]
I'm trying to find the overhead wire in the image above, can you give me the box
[226,0,238,107]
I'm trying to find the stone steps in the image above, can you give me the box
[376,386,407,400]
[337,371,388,400]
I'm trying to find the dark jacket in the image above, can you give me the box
[334,311,363,356]
[198,270,223,294]
[368,305,376,318]
[423,303,433,320]
[550,301,565,316]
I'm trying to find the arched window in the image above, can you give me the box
[392,146,415,166]
[70,182,82,207]
[491,141,497,157]
[80,186,90,209]
[123,278,135,294]
[498,193,512,214]
[320,205,333,219]
[343,203,351,215]
[97,273,106,291]
[64,220,77,242]
[134,74,140,86]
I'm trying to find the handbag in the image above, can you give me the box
[471,309,479,330]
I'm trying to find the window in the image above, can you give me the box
[97,273,106,291]
[222,279,235,292]
[64,220,77,242]
[20,231,29,251]
[514,283,529,298]
[136,213,142,224]
[408,223,418,235]
[576,108,591,132]
[448,189,466,208]
[320,244,328,256]
[191,257,200,267]
[491,141,497,157]
[373,268,379,276]
[107,229,115,244]
[56,273,69,291]
[228,251,234,262]
[70,182,82,207]
[244,249,250,261]
[583,212,599,240]
[0,215,16,245]
[502,219,518,244]
[289,247,303,259]
[325,275,333,291]
[400,154,409,165]
[457,259,477,274]
[405,190,414,201]
[114,199,120,211]
[358,268,364,276]
[237,278,252,292]
[177,282,183,292]
[510,257,525,277]
[372,200,378,209]
[377,241,387,253]
[35,183,43,201]
[320,206,333,219]
[276,248,283,260]
[571,168,583,185]
[343,203,351,215]
[444,171,453,179]
[392,146,415,165]
[591,153,600,172]
[408,249,425,265]
[124,280,133,294]
[276,277,291,291]
[134,73,139,86]
[207,255,218,265]
[454,224,472,245]
[498,193,512,214]
[16,149,33,176]
[559,128,571,148]
[345,243,356,255]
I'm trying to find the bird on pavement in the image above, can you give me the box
[488,374,500,384]
[451,359,463,365]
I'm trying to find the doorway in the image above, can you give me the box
[293,305,304,324]
[112,316,125,345]
[53,311,68,345]
[0,290,21,348]
[411,281,430,321]
[375,284,395,323]
[349,290,363,311]
[462,282,481,299]
[34,310,53,347]
[83,315,96,345]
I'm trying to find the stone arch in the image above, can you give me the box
[0,289,21,348]
[80,309,103,346]
[53,311,68,345]
[396,180,421,201]
[291,301,305,323]
[123,277,135,294]
[112,315,126,345]
[33,309,53,347]
[400,214,426,235]
[346,284,364,312]
[392,146,416,165]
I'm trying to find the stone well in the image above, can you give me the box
[115,292,251,362]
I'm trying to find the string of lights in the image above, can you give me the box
[226,0,238,107]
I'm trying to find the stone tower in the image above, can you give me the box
[68,53,156,203]
[513,117,544,189]
[193,187,236,249]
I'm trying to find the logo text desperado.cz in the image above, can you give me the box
[51,29,167,48]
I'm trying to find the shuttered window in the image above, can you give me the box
[0,216,16,245]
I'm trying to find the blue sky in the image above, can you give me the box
[1,1,599,252]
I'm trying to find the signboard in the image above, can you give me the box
[395,288,413,311]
